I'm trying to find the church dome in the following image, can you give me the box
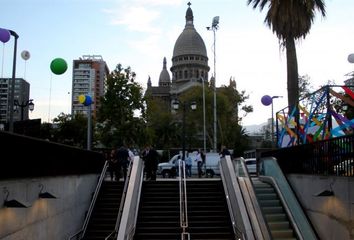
[172,5,207,58]
[159,57,171,85]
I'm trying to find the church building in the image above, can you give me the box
[146,2,210,105]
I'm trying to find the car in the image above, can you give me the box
[333,159,354,176]
[157,152,221,178]
[244,158,257,175]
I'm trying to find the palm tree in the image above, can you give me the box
[247,0,326,111]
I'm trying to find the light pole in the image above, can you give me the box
[271,96,282,145]
[8,29,19,132]
[14,99,34,121]
[201,77,206,154]
[207,16,219,152]
[172,100,197,161]
[261,95,282,145]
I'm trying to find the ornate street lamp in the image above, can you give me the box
[172,100,197,160]
[14,99,34,121]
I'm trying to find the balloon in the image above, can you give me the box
[50,58,67,75]
[0,28,10,43]
[261,95,272,106]
[348,54,354,64]
[21,50,30,60]
[78,95,86,104]
[78,95,92,106]
[84,95,92,106]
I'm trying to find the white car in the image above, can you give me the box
[157,152,221,178]
[244,158,257,175]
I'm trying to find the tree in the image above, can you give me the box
[52,113,87,148]
[247,0,326,111]
[96,64,145,148]
[298,74,314,100]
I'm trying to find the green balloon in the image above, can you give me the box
[50,58,68,75]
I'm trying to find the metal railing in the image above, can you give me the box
[262,134,354,177]
[68,160,109,240]
[105,160,133,240]
[179,160,190,240]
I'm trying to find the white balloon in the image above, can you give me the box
[21,50,30,60]
[348,53,354,63]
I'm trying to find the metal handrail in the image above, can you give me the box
[105,161,133,240]
[69,160,109,240]
[179,160,190,240]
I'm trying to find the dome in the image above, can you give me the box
[172,5,207,58]
[159,57,171,84]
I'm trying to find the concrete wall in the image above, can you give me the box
[287,174,354,240]
[0,175,98,240]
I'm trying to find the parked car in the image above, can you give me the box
[333,159,354,176]
[157,152,221,178]
[244,158,257,175]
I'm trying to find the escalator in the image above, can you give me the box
[187,180,234,240]
[252,177,296,239]
[133,181,180,240]
[224,156,317,240]
[83,181,124,239]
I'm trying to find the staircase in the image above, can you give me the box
[186,180,234,240]
[83,181,124,240]
[134,181,180,240]
[252,178,297,240]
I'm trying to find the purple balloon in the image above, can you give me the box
[0,28,11,43]
[261,95,272,106]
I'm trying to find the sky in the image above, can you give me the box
[1,0,354,127]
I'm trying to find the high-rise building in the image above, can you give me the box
[71,55,109,118]
[0,78,30,127]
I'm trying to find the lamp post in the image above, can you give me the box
[271,96,282,145]
[207,16,219,152]
[172,100,197,161]
[202,77,206,154]
[8,29,19,132]
[14,99,34,121]
[261,95,282,145]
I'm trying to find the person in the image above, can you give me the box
[195,149,204,178]
[186,152,192,177]
[175,155,182,177]
[108,149,119,181]
[143,145,159,180]
[220,145,231,158]
[116,145,130,182]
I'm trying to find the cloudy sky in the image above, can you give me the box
[1,0,353,126]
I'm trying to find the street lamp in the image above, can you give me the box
[7,29,19,132]
[261,95,282,145]
[14,99,34,121]
[207,16,219,152]
[172,100,197,161]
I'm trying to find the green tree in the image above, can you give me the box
[96,64,145,148]
[52,112,87,148]
[247,0,326,111]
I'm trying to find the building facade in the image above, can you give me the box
[71,55,109,118]
[0,78,30,127]
[146,3,210,105]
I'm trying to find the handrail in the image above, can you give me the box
[117,156,144,240]
[68,160,109,240]
[220,156,253,239]
[179,160,190,240]
[259,176,304,240]
[105,160,133,240]
[237,158,272,240]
